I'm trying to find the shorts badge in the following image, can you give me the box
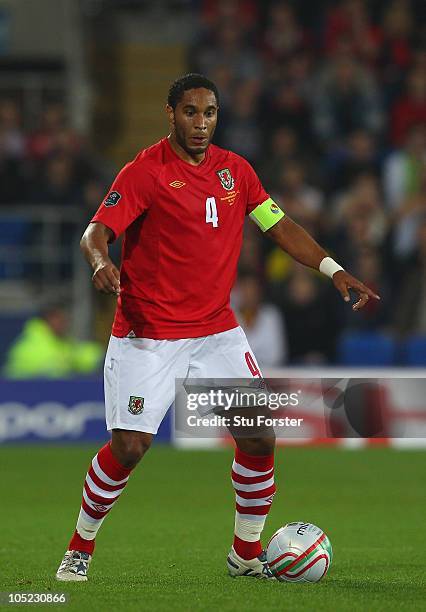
[128,396,144,415]
[216,168,235,191]
[104,191,121,207]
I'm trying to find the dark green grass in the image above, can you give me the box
[0,445,425,611]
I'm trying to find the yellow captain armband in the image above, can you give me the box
[249,198,285,232]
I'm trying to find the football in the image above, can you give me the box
[266,522,332,582]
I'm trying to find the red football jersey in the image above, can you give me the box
[91,137,269,339]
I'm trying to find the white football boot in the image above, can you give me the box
[227,547,275,579]
[55,550,92,582]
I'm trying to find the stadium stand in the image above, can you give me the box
[337,332,397,366]
[0,0,425,367]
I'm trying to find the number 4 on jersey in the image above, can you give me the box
[206,197,218,228]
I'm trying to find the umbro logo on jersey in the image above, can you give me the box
[216,168,235,191]
[169,180,186,188]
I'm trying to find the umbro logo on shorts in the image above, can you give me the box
[128,396,144,415]
[169,180,186,188]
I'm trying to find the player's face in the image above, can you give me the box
[168,88,218,155]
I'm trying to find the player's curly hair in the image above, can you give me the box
[167,73,219,109]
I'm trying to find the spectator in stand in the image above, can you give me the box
[262,1,311,82]
[26,101,106,205]
[390,65,426,146]
[0,99,26,158]
[218,81,261,163]
[323,0,381,66]
[412,47,426,80]
[194,22,262,82]
[50,127,97,184]
[257,126,300,190]
[384,124,425,259]
[264,79,312,145]
[27,152,92,279]
[27,102,81,160]
[278,264,340,364]
[393,219,426,337]
[199,0,258,35]
[207,64,234,114]
[0,100,31,276]
[233,273,287,368]
[378,0,415,103]
[3,303,102,379]
[343,246,390,330]
[325,129,381,193]
[32,153,82,206]
[312,56,384,146]
[83,179,106,213]
[0,99,29,203]
[271,159,323,237]
[285,50,316,101]
[330,172,387,269]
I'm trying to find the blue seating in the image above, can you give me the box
[0,220,27,244]
[0,315,27,368]
[0,219,29,278]
[401,336,426,366]
[337,332,397,366]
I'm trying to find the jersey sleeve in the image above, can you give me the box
[91,160,155,240]
[241,158,285,231]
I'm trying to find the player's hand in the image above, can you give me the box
[332,270,380,311]
[92,260,121,295]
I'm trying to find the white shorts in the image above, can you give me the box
[104,326,262,434]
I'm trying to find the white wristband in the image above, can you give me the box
[319,256,344,279]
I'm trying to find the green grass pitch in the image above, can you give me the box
[0,445,425,611]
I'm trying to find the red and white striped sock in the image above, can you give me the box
[231,448,276,560]
[68,442,132,555]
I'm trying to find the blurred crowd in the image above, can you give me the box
[190,0,426,366]
[0,99,108,210]
[0,97,114,285]
[0,0,425,370]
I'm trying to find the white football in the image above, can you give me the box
[266,521,332,582]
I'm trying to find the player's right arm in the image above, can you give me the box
[80,222,121,295]
[82,156,155,295]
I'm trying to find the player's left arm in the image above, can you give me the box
[243,158,379,310]
[266,215,381,311]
